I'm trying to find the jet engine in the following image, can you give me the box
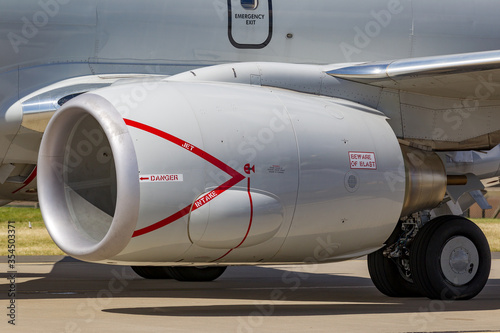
[38,80,446,265]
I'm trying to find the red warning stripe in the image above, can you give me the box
[12,166,37,194]
[212,177,254,262]
[125,119,242,178]
[124,119,246,238]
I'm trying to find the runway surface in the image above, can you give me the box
[1,255,500,333]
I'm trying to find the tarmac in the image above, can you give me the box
[1,255,500,333]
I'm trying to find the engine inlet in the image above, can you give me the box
[38,94,140,261]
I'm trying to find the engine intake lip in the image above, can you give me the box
[38,93,140,261]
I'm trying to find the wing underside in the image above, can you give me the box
[327,50,500,150]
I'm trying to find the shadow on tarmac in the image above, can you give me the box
[1,257,499,317]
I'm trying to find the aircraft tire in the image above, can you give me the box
[166,266,227,282]
[368,248,421,297]
[131,266,172,279]
[410,216,491,300]
[368,222,421,297]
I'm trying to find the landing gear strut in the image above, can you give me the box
[368,220,420,297]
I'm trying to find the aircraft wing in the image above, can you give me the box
[326,50,500,99]
[325,50,500,151]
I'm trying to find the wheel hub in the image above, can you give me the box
[450,247,471,274]
[440,236,479,286]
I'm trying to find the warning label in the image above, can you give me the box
[193,190,220,209]
[349,152,377,170]
[267,165,285,174]
[140,174,184,182]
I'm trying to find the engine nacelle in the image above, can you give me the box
[38,81,435,265]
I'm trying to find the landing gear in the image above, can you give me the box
[369,215,491,300]
[165,266,227,282]
[131,266,227,282]
[131,266,172,279]
[410,216,490,300]
[368,221,421,297]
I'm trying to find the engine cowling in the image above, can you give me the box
[38,80,434,265]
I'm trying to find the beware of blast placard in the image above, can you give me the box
[349,152,377,170]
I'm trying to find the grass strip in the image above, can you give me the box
[0,207,64,256]
[0,207,499,256]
